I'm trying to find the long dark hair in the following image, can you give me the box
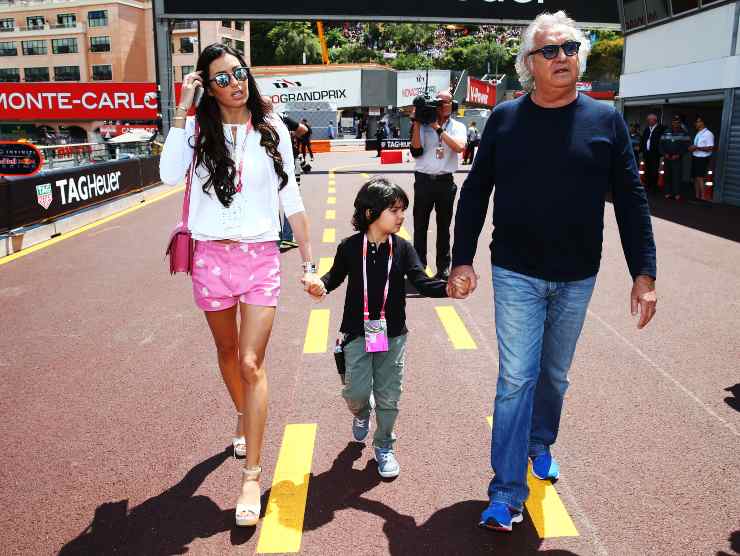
[192,43,287,207]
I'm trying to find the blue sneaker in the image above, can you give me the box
[531,453,560,481]
[479,501,523,532]
[374,447,400,478]
[352,416,371,442]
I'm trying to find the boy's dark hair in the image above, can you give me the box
[352,177,409,232]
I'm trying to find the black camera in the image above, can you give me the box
[412,94,441,125]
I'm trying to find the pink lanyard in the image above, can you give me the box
[362,234,393,322]
[233,119,252,193]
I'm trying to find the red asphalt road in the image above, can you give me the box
[1,150,739,556]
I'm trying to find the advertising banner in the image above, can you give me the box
[162,1,620,26]
[396,70,451,107]
[100,125,159,139]
[466,78,496,107]
[2,157,161,232]
[255,70,362,110]
[0,83,158,122]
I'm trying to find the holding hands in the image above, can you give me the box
[447,265,478,299]
[301,273,326,301]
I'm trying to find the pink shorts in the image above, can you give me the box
[191,241,281,311]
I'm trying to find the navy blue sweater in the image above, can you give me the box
[452,93,657,282]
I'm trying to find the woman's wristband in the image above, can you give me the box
[302,261,317,274]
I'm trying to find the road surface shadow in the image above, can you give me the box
[723,384,740,412]
[59,448,264,555]
[268,442,577,555]
[717,529,740,555]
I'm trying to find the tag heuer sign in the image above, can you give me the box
[36,183,53,210]
[0,141,43,177]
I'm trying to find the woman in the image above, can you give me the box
[160,43,322,527]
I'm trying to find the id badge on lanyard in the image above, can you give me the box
[362,234,392,353]
[220,120,251,236]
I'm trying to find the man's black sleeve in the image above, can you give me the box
[451,112,497,267]
[610,110,657,280]
[281,115,299,133]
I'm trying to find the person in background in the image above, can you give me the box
[629,123,641,161]
[640,112,665,193]
[328,121,336,140]
[688,114,715,201]
[464,121,481,165]
[375,124,387,158]
[659,115,691,200]
[300,118,314,161]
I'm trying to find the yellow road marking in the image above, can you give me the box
[0,186,184,267]
[325,209,336,220]
[425,266,434,277]
[256,424,318,553]
[322,228,336,243]
[327,196,336,205]
[486,417,578,538]
[318,257,333,275]
[434,306,477,350]
[328,187,336,194]
[397,226,411,241]
[361,172,371,179]
[303,309,330,353]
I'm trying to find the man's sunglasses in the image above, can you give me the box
[528,41,581,60]
[209,66,249,88]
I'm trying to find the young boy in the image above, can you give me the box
[305,177,458,477]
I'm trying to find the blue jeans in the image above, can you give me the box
[280,213,293,242]
[488,265,596,511]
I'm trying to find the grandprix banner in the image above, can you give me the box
[254,70,362,110]
[0,83,158,122]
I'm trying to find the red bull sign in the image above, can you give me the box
[0,141,43,177]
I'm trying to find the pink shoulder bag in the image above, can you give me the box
[165,122,199,275]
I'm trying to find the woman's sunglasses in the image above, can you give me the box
[528,41,581,60]
[209,66,249,88]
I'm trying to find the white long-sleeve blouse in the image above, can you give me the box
[160,114,305,242]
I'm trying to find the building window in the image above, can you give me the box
[623,0,647,30]
[57,13,76,28]
[26,16,45,30]
[92,64,112,80]
[644,0,670,23]
[88,10,108,28]
[90,36,111,52]
[221,20,231,28]
[52,38,78,54]
[0,68,20,82]
[235,21,244,31]
[235,40,245,54]
[182,65,194,79]
[672,0,699,13]
[22,40,47,56]
[0,41,17,56]
[0,18,15,32]
[24,67,49,82]
[222,37,233,48]
[54,65,80,81]
[179,37,193,53]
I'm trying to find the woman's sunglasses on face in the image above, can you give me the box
[209,66,249,88]
[529,40,581,60]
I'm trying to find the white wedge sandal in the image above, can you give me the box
[235,465,261,527]
[233,412,246,458]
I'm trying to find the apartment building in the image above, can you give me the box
[0,0,248,141]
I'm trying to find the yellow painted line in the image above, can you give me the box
[486,417,578,538]
[322,228,335,243]
[425,266,434,277]
[0,186,184,267]
[397,226,411,241]
[361,172,371,179]
[327,196,336,205]
[325,209,336,220]
[328,187,336,194]
[256,423,318,553]
[434,306,477,350]
[328,178,336,185]
[303,309,330,353]
[318,256,333,275]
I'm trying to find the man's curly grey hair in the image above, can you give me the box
[515,11,592,92]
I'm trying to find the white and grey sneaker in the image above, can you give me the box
[375,447,400,478]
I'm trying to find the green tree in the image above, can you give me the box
[329,43,381,64]
[583,36,623,81]
[391,52,434,71]
[324,27,348,49]
[249,21,280,66]
[266,22,322,65]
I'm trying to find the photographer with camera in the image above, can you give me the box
[410,90,466,280]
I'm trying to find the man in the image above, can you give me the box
[688,114,715,201]
[300,118,314,161]
[464,121,481,165]
[659,115,691,200]
[374,123,386,158]
[327,120,336,140]
[640,111,665,192]
[448,11,657,532]
[410,90,467,280]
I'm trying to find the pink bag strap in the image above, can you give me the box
[181,120,199,228]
